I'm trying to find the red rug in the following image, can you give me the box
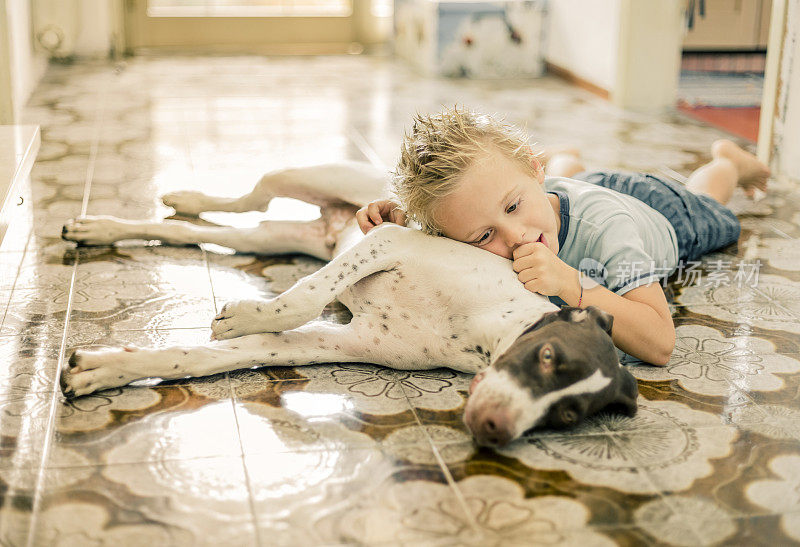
[677,104,760,143]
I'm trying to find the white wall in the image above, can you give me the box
[612,0,683,111]
[543,0,620,91]
[544,0,683,111]
[32,0,117,58]
[2,0,48,123]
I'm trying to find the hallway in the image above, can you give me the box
[2,54,800,545]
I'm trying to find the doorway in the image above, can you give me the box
[676,0,771,142]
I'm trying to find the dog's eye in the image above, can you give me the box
[538,345,555,373]
[559,405,579,425]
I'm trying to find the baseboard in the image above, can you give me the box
[545,62,609,100]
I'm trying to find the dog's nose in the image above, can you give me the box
[469,371,486,394]
[469,409,514,447]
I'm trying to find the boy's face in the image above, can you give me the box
[434,149,560,260]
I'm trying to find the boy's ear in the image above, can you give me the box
[532,160,546,183]
[535,163,545,184]
[525,146,541,166]
[524,146,545,183]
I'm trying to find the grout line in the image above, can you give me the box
[404,399,482,539]
[0,230,33,332]
[346,125,388,171]
[0,285,16,335]
[230,389,263,545]
[205,242,263,542]
[657,165,688,185]
[191,137,263,538]
[24,243,78,547]
[24,73,106,547]
[205,247,219,317]
[603,432,710,546]
[77,326,212,333]
[770,225,794,239]
[181,107,197,174]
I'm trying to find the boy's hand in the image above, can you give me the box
[356,199,407,234]
[512,242,575,297]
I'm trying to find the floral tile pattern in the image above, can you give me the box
[634,496,736,546]
[2,54,800,546]
[497,400,737,494]
[319,475,617,546]
[297,363,471,414]
[629,325,800,396]
[32,502,195,546]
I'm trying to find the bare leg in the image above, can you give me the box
[686,140,771,205]
[161,162,386,216]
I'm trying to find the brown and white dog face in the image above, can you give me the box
[463,306,638,447]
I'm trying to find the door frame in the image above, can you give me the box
[757,0,788,164]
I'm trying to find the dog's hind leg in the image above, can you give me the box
[161,162,387,216]
[61,322,384,398]
[212,224,406,339]
[62,214,347,259]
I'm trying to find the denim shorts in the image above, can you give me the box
[574,171,741,262]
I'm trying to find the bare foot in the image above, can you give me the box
[711,139,770,197]
[539,145,581,166]
[545,153,586,178]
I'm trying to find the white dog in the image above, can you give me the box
[61,162,637,446]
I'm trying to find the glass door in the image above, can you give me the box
[124,0,381,54]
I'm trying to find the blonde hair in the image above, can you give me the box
[391,106,542,235]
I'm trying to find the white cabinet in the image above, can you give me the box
[683,0,772,51]
[0,125,40,248]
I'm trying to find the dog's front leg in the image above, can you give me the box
[61,323,371,398]
[211,224,405,339]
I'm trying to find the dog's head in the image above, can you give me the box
[463,306,638,447]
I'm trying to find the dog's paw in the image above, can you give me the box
[61,350,102,398]
[211,299,271,339]
[62,216,125,246]
[161,191,211,216]
[60,348,138,398]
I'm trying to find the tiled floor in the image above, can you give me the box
[677,105,761,143]
[2,55,800,546]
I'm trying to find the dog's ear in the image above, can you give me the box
[585,305,613,336]
[604,366,639,417]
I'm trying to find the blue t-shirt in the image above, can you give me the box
[545,176,680,297]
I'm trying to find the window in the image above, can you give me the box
[147,0,353,17]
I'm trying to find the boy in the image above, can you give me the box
[356,108,769,366]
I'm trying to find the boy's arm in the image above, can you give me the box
[559,279,675,365]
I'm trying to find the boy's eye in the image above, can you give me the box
[475,230,493,245]
[506,201,518,214]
